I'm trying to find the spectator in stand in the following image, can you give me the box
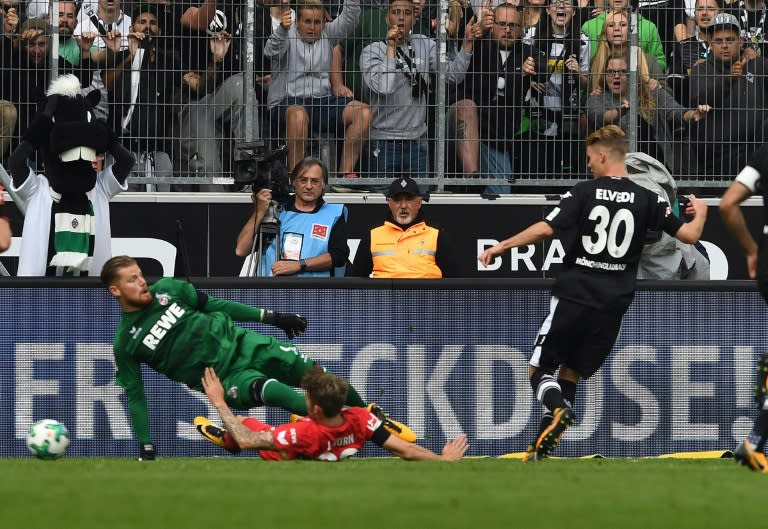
[75,0,131,62]
[450,3,543,193]
[0,19,97,150]
[587,8,666,93]
[334,4,388,105]
[723,0,768,58]
[57,0,83,66]
[174,0,263,186]
[0,1,20,159]
[358,0,478,186]
[668,0,720,107]
[521,0,549,43]
[581,0,667,70]
[265,0,371,177]
[689,12,768,177]
[74,0,132,121]
[0,182,11,252]
[104,4,183,192]
[0,19,50,145]
[347,177,457,278]
[0,100,14,160]
[235,157,349,277]
[526,0,589,177]
[587,52,711,173]
[636,0,680,57]
[1,0,25,37]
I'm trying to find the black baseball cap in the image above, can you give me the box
[385,177,421,198]
[131,3,166,24]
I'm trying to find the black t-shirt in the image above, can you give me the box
[546,176,684,312]
[163,0,272,89]
[165,1,244,73]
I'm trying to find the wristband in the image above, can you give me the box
[299,259,307,272]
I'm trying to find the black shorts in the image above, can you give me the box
[530,296,624,379]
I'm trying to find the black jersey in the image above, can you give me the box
[545,176,684,312]
[738,144,768,231]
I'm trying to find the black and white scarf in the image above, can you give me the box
[48,191,95,276]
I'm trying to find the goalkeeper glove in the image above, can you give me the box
[263,310,307,340]
[138,443,156,461]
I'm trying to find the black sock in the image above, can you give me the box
[558,379,577,409]
[538,412,553,436]
[756,409,768,451]
[530,370,567,413]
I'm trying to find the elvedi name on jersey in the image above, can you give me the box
[595,189,635,203]
[142,302,187,351]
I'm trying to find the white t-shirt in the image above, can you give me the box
[74,2,132,50]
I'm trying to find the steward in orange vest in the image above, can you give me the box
[347,177,457,278]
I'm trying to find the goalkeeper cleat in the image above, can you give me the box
[533,407,575,460]
[367,404,417,443]
[734,440,767,473]
[194,416,240,454]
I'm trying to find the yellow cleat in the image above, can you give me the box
[532,407,575,460]
[367,404,417,443]
[194,416,240,454]
[289,414,303,423]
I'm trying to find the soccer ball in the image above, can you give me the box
[26,419,70,460]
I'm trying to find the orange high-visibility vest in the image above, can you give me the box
[369,221,442,278]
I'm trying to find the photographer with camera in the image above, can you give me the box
[235,157,349,277]
[357,0,478,187]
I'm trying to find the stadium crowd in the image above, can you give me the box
[0,0,767,190]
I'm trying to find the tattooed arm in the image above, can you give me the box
[201,367,276,451]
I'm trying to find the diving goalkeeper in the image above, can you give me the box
[101,255,414,461]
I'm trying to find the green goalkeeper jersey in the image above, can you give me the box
[112,278,267,443]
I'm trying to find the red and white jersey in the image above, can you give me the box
[243,407,385,461]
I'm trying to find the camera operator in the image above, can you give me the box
[235,157,350,277]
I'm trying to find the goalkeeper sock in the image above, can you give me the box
[322,369,366,407]
[261,380,308,415]
[345,382,366,407]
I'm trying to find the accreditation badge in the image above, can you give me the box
[281,232,304,261]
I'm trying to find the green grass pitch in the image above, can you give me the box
[1,457,762,529]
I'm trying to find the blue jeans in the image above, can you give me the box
[480,141,512,194]
[362,138,430,181]
[272,95,352,137]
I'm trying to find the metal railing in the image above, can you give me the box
[1,0,762,192]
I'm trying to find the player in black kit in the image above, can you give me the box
[478,125,708,461]
[720,143,768,473]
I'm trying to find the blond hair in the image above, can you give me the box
[586,124,628,158]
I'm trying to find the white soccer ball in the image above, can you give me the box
[26,419,70,460]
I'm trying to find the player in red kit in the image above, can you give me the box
[197,366,468,461]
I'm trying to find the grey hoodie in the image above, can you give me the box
[265,0,361,109]
[361,34,471,140]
